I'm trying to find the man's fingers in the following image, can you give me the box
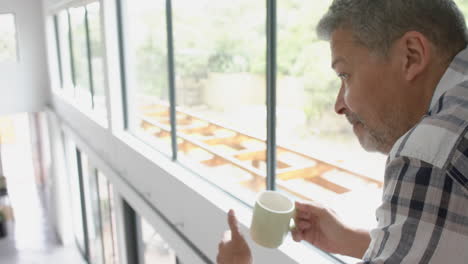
[296,201,323,212]
[291,227,303,242]
[218,241,224,251]
[227,209,241,238]
[295,201,324,218]
[297,220,311,230]
[292,219,311,242]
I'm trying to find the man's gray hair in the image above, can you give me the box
[317,0,468,61]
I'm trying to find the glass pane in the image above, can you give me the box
[173,0,267,205]
[276,0,385,229]
[67,145,86,254]
[124,0,171,153]
[57,11,74,93]
[139,217,177,264]
[81,155,104,264]
[69,7,92,106]
[108,185,119,264]
[53,15,64,88]
[0,14,17,62]
[87,2,107,116]
[455,0,468,18]
[97,172,119,264]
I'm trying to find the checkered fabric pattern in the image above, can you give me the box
[360,47,468,263]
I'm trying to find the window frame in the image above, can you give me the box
[52,1,109,121]
[53,14,64,88]
[115,0,274,205]
[45,0,359,262]
[76,148,91,261]
[112,0,348,261]
[52,107,341,263]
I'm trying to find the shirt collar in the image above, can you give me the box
[429,46,468,111]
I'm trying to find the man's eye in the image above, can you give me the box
[338,73,349,80]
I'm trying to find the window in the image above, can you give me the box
[116,0,387,237]
[121,0,172,154]
[82,156,105,264]
[275,0,385,229]
[69,6,93,106]
[97,171,119,264]
[456,0,468,14]
[120,0,268,205]
[86,2,107,116]
[172,0,267,205]
[81,156,119,264]
[138,216,179,264]
[56,11,74,93]
[50,1,468,263]
[53,2,107,117]
[67,148,120,264]
[0,13,18,62]
[118,0,385,212]
[120,201,181,264]
[64,144,87,256]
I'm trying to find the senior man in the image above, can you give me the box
[217,0,468,263]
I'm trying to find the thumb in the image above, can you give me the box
[227,209,241,238]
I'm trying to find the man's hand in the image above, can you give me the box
[292,201,370,259]
[217,210,252,264]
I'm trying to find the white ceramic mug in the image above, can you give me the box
[250,190,295,248]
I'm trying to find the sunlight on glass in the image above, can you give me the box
[276,0,385,230]
[125,0,172,153]
[57,11,74,93]
[87,2,107,117]
[0,14,17,62]
[97,172,119,264]
[70,7,92,107]
[140,217,177,264]
[455,0,468,23]
[172,0,267,205]
[83,163,105,264]
[66,145,86,255]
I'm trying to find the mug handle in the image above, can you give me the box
[289,218,296,231]
[289,209,296,232]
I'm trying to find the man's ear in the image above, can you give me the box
[396,31,432,81]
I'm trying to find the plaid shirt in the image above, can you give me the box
[361,47,468,263]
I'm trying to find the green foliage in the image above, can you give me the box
[134,9,169,98]
[170,0,265,76]
[134,0,339,121]
[136,38,169,98]
[455,0,468,16]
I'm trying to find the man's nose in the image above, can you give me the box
[334,83,346,115]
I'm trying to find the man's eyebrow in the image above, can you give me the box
[331,57,346,69]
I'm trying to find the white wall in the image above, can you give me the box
[0,0,49,115]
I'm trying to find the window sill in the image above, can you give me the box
[115,130,343,264]
[51,94,345,263]
[52,89,108,129]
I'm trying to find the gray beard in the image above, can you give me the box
[346,111,394,154]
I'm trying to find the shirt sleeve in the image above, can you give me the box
[357,155,468,264]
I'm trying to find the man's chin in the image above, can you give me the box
[360,141,380,153]
[356,132,385,154]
